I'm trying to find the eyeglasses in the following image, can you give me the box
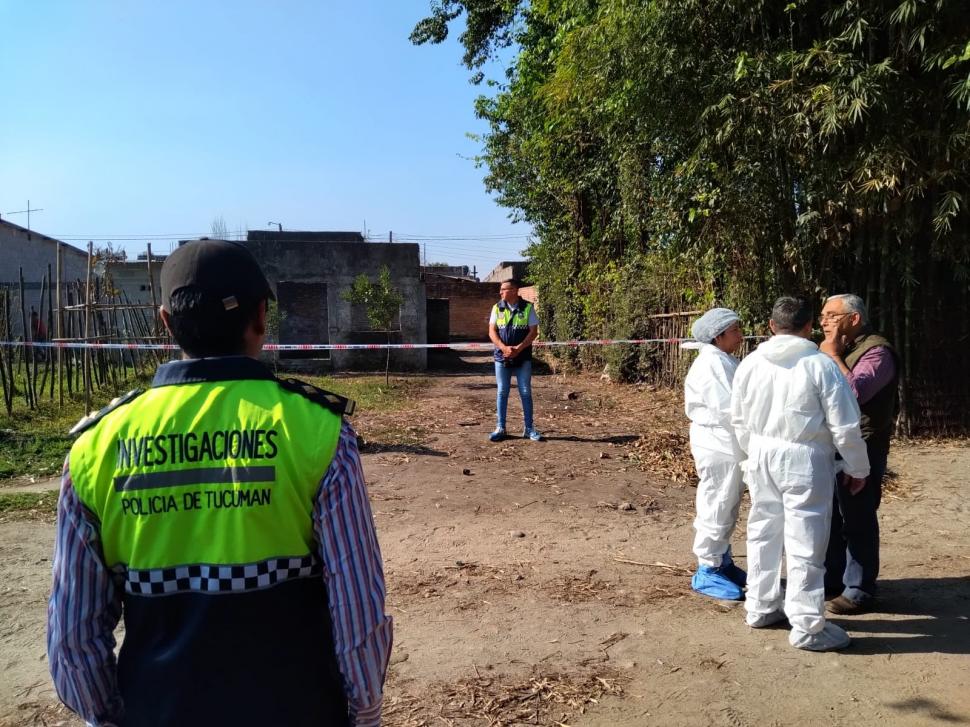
[818,313,850,323]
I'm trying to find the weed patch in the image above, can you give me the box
[0,491,59,520]
[301,376,428,413]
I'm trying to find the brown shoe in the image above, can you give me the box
[827,595,871,615]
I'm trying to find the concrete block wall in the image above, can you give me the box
[483,260,531,284]
[105,263,162,306]
[244,238,427,371]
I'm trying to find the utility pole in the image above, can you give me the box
[389,230,393,243]
[56,243,63,405]
[83,242,93,413]
[146,243,159,336]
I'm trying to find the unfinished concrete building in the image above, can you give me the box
[234,231,428,371]
[483,260,531,284]
[104,254,164,306]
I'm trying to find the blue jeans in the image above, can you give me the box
[494,359,533,431]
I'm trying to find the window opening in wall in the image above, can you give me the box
[277,281,330,360]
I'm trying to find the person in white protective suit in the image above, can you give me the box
[682,308,748,600]
[731,296,869,652]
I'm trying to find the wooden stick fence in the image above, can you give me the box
[0,244,168,412]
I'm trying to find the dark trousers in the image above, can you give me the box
[824,445,888,599]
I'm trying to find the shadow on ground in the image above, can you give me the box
[833,577,970,660]
[880,697,969,724]
[358,442,449,457]
[427,350,493,374]
[427,349,556,376]
[543,434,639,444]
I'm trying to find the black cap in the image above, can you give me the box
[160,239,275,312]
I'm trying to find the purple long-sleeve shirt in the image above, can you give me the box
[844,346,896,404]
[48,421,391,727]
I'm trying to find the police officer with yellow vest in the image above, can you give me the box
[487,279,541,442]
[48,240,392,727]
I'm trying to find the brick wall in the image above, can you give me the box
[449,296,493,340]
[424,274,500,341]
[518,286,538,304]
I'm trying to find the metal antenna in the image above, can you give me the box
[4,200,44,233]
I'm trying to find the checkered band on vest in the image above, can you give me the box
[125,554,320,595]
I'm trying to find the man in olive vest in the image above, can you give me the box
[48,239,391,727]
[819,293,899,614]
[488,279,541,441]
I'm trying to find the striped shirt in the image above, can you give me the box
[48,421,392,727]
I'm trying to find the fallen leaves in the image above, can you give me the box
[624,430,696,483]
[384,670,627,727]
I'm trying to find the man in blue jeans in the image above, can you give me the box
[488,279,541,442]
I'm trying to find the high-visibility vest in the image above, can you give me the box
[68,361,351,726]
[492,301,535,363]
[71,378,342,572]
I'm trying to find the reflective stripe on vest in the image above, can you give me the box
[70,378,342,575]
[493,301,533,331]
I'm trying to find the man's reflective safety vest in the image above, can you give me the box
[69,356,352,727]
[492,300,535,364]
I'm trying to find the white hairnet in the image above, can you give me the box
[691,308,740,343]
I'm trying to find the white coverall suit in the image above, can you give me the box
[683,343,744,568]
[731,335,869,647]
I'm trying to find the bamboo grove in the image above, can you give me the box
[413,0,970,434]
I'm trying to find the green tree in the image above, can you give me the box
[342,266,404,384]
[413,0,970,433]
[262,300,286,372]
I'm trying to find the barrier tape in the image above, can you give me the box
[0,337,767,351]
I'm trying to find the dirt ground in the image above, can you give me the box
[2,355,969,726]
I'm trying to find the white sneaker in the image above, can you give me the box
[790,622,851,651]
[746,610,788,628]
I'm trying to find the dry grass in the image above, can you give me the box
[881,467,916,500]
[388,561,531,605]
[623,430,696,483]
[387,560,690,613]
[548,571,612,602]
[1,700,80,726]
[384,670,627,727]
[544,570,688,607]
[0,491,59,523]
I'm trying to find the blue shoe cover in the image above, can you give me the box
[720,553,747,588]
[691,565,744,601]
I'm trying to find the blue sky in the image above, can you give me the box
[0,1,530,279]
